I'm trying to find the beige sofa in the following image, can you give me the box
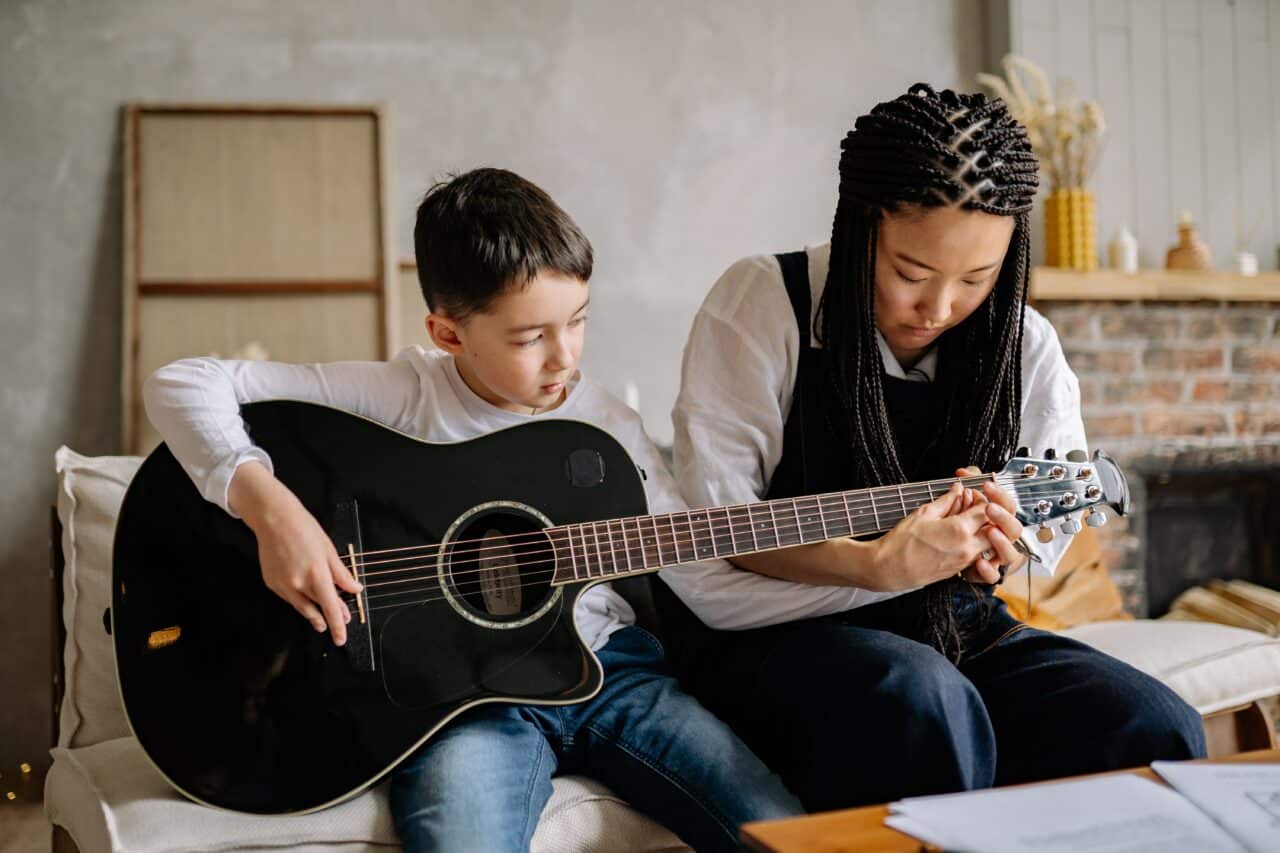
[46,447,1280,853]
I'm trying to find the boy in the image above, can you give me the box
[143,168,800,852]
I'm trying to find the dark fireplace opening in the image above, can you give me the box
[1139,459,1280,618]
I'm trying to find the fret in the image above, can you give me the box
[790,499,805,545]
[578,524,593,577]
[796,497,823,543]
[746,504,760,552]
[896,484,908,519]
[591,522,606,577]
[869,490,880,531]
[721,504,742,550]
[737,505,754,552]
[840,492,854,538]
[667,514,683,564]
[925,481,936,501]
[615,520,632,574]
[565,527,581,581]
[705,508,720,558]
[762,499,783,545]
[818,495,847,538]
[630,518,649,570]
[645,517,658,569]
[691,510,715,560]
[817,495,830,539]
[650,515,664,567]
[606,520,620,574]
[685,510,701,560]
[757,501,780,550]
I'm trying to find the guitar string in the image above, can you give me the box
[348,487,1094,612]
[339,472,1061,564]
[341,474,1082,576]
[349,478,1094,589]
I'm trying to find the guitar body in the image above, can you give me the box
[111,401,648,814]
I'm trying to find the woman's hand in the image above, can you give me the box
[952,466,1027,582]
[866,481,1001,589]
[229,461,363,645]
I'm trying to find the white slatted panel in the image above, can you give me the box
[1005,0,1280,270]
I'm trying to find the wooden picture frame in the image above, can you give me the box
[121,103,398,453]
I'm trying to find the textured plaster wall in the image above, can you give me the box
[0,0,986,770]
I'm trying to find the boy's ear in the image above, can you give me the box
[426,313,465,355]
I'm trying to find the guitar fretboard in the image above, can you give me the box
[546,475,997,584]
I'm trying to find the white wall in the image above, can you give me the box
[0,0,987,771]
[1005,0,1280,271]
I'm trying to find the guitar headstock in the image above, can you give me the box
[998,448,1130,542]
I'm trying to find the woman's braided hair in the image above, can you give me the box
[816,83,1039,661]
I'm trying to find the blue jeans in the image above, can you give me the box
[673,583,1207,812]
[389,626,801,852]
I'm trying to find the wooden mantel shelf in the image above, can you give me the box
[1030,267,1280,302]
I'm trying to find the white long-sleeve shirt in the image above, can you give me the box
[671,243,1089,622]
[142,346,818,645]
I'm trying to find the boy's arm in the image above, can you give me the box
[143,355,422,517]
[142,354,424,645]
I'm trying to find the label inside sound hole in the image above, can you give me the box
[478,529,521,616]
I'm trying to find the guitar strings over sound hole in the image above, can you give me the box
[441,505,557,627]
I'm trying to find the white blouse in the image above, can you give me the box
[671,243,1090,624]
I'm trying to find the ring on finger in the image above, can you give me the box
[980,548,995,561]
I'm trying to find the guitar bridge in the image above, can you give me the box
[331,499,375,673]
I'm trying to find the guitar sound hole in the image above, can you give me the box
[443,509,555,625]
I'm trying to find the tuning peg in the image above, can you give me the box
[1015,446,1029,457]
[1085,509,1107,528]
[1066,449,1088,462]
[1062,517,1082,534]
[1043,448,1057,460]
[1036,523,1055,543]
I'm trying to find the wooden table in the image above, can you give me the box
[741,748,1280,852]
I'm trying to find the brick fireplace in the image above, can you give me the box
[1035,299,1280,615]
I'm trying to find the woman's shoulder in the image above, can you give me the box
[1021,304,1067,362]
[699,252,787,320]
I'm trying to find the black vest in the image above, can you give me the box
[651,250,953,661]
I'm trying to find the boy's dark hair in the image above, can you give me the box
[413,168,593,320]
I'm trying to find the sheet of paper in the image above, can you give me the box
[884,773,1247,853]
[1152,761,1280,853]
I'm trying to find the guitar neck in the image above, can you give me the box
[547,473,997,585]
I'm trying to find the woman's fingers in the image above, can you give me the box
[984,501,1024,542]
[980,525,1023,573]
[982,480,1018,516]
[961,561,1001,584]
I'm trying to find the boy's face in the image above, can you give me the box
[873,204,1015,369]
[427,271,589,414]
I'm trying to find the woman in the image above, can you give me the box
[662,83,1204,811]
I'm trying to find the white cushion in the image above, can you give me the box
[45,737,688,853]
[1062,619,1280,715]
[54,446,144,748]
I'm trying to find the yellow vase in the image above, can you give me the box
[1044,188,1098,271]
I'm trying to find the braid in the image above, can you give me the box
[815,83,1038,661]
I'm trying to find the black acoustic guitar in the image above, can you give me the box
[111,400,1129,814]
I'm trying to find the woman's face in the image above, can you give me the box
[873,204,1016,369]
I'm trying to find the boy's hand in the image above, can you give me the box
[952,466,1026,582]
[228,461,362,645]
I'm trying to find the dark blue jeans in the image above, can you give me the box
[676,583,1207,813]
[388,626,801,852]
